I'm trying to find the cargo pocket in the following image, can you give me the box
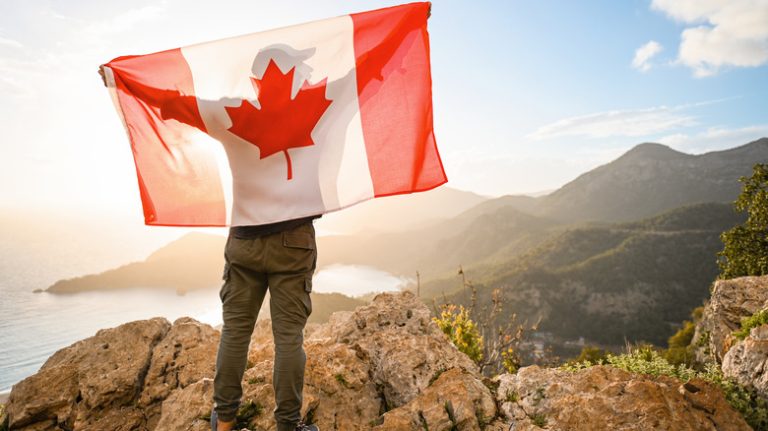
[282,231,315,250]
[219,262,231,302]
[281,231,316,273]
[301,277,313,317]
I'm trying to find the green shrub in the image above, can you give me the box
[663,309,700,367]
[733,308,768,340]
[432,304,484,363]
[564,345,610,367]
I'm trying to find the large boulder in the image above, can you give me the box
[492,364,750,431]
[5,317,219,431]
[722,323,768,400]
[307,291,478,409]
[236,291,481,430]
[691,275,768,364]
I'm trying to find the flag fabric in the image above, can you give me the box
[104,1,446,227]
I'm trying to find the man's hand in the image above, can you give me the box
[98,65,107,87]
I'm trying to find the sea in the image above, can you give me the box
[0,226,410,395]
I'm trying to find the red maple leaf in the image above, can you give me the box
[225,59,332,180]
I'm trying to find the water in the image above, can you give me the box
[0,262,407,394]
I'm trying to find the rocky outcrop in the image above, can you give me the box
[2,290,755,431]
[492,364,751,431]
[722,323,768,400]
[5,317,219,431]
[691,275,768,364]
[3,291,482,431]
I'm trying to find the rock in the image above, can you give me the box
[722,323,768,400]
[691,275,768,364]
[307,291,478,408]
[139,317,219,405]
[373,368,497,431]
[155,378,214,431]
[138,317,220,428]
[4,317,220,431]
[6,317,170,430]
[8,290,752,431]
[493,364,751,431]
[240,341,381,431]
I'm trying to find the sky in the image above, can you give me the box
[1,0,767,216]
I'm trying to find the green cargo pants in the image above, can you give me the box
[213,221,316,431]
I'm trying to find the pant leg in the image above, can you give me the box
[213,235,269,422]
[265,223,316,431]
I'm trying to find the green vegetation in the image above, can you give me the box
[662,306,703,367]
[247,375,266,385]
[560,344,768,430]
[432,304,484,363]
[531,413,548,427]
[733,308,768,340]
[564,345,611,368]
[429,203,743,348]
[234,399,264,428]
[719,163,768,278]
[334,373,350,388]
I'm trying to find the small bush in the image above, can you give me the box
[433,304,484,363]
[733,308,768,340]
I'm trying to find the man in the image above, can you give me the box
[98,67,321,431]
[211,215,321,431]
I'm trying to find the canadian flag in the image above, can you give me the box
[104,2,446,227]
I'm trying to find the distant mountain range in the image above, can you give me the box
[427,202,746,349]
[45,138,767,355]
[525,138,768,222]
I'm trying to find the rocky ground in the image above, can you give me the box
[693,275,768,405]
[2,285,763,430]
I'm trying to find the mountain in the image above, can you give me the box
[318,202,556,279]
[426,203,746,351]
[315,186,488,234]
[531,138,768,222]
[47,232,226,294]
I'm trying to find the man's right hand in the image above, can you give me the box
[98,65,107,87]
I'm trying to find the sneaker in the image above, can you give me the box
[295,421,319,431]
[210,408,217,431]
[210,408,238,431]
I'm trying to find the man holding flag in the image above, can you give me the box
[101,2,442,430]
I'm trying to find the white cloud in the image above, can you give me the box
[0,36,23,49]
[658,124,768,152]
[651,0,768,76]
[84,4,166,36]
[527,104,698,140]
[632,40,663,72]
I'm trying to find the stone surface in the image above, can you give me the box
[373,368,497,431]
[307,291,478,409]
[155,378,214,431]
[139,317,219,406]
[722,323,768,400]
[4,290,756,431]
[493,364,751,431]
[6,317,171,430]
[691,275,768,364]
[4,317,220,431]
